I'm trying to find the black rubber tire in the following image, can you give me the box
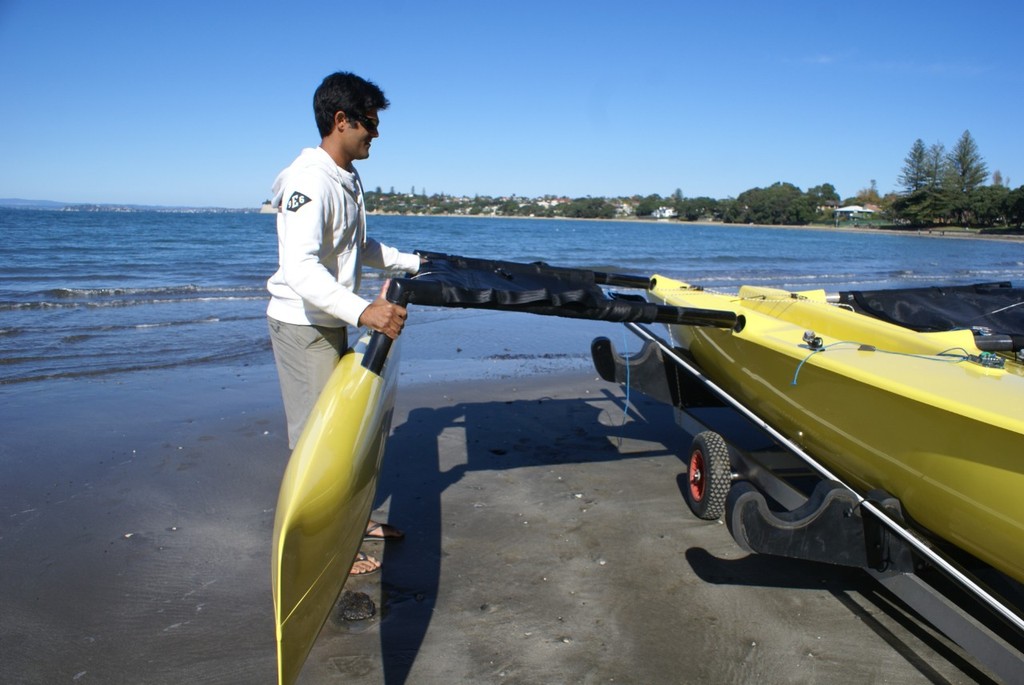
[684,431,732,520]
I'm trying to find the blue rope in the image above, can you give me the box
[791,342,972,386]
[621,326,631,426]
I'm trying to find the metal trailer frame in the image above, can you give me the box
[592,321,1024,684]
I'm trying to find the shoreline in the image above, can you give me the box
[370,210,1024,243]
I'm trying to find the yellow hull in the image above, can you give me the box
[650,276,1024,584]
[271,333,402,685]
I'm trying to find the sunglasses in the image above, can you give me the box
[356,114,379,134]
[336,111,379,134]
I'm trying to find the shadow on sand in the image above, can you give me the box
[345,386,982,685]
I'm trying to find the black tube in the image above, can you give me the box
[973,333,1015,352]
[593,272,653,289]
[361,280,412,375]
[653,305,738,328]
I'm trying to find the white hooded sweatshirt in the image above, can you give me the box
[266,147,419,328]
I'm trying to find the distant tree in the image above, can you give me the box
[892,140,954,225]
[807,183,840,207]
[898,139,930,193]
[947,130,988,194]
[635,194,664,216]
[993,170,1004,187]
[677,196,719,221]
[926,142,948,188]
[1006,185,1024,228]
[562,197,616,219]
[878,192,900,219]
[940,130,989,225]
[968,185,1009,227]
[891,186,954,226]
[854,180,881,206]
[806,183,840,222]
[718,198,743,223]
[736,182,814,225]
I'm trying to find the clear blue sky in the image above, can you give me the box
[1,0,1021,208]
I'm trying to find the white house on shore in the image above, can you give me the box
[833,205,876,220]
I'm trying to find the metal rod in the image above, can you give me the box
[624,321,1024,635]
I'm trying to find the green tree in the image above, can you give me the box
[718,198,743,223]
[891,186,955,226]
[677,196,719,221]
[968,185,1009,227]
[635,194,665,217]
[562,197,616,219]
[892,140,954,226]
[926,142,948,189]
[806,183,840,222]
[947,130,988,194]
[736,182,814,225]
[807,183,840,207]
[854,180,881,207]
[1005,186,1024,228]
[941,130,988,225]
[898,139,930,193]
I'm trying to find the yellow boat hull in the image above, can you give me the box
[650,276,1024,584]
[271,333,401,685]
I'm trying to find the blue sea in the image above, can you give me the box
[2,209,1023,385]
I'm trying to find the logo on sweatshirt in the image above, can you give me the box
[286,192,311,212]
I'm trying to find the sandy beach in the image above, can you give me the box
[0,312,1000,684]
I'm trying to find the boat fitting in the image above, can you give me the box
[802,330,823,350]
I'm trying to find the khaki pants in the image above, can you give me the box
[267,317,348,449]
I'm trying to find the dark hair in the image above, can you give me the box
[313,72,390,137]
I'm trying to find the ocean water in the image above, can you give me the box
[2,209,1023,384]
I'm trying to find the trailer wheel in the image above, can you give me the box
[685,431,731,520]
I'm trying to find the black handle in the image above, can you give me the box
[361,280,412,375]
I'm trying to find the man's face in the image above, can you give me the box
[339,108,379,166]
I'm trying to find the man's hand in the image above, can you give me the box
[358,281,408,340]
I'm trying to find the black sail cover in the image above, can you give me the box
[360,252,737,374]
[838,282,1024,351]
[391,252,736,327]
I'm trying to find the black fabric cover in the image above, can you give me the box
[363,252,738,375]
[396,252,660,322]
[838,282,1024,348]
[390,252,735,327]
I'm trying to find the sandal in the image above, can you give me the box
[364,520,405,542]
[349,551,381,576]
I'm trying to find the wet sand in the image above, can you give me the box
[0,312,999,684]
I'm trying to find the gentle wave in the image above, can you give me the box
[43,284,263,298]
[0,294,267,311]
[3,209,1022,384]
[0,341,272,385]
[8,314,264,336]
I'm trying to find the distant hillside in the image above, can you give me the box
[0,198,256,213]
[0,198,69,209]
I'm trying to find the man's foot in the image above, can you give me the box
[349,551,381,576]
[364,520,404,542]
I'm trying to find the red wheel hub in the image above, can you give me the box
[689,449,706,501]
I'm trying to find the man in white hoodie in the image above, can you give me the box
[267,72,418,574]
